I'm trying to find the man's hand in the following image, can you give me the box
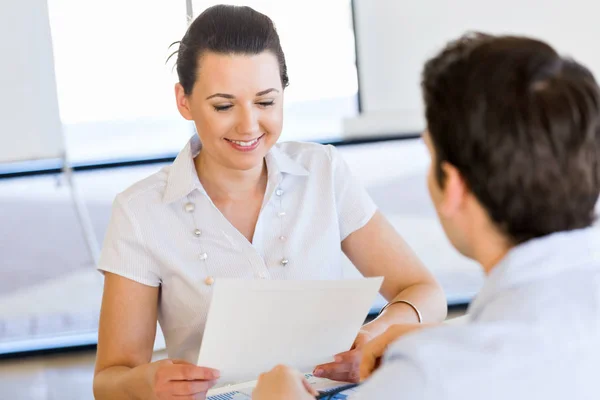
[312,329,376,383]
[253,365,318,400]
[359,323,431,381]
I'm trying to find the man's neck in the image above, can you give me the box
[478,246,511,275]
[471,229,513,275]
[195,150,267,201]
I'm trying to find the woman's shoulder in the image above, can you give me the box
[274,141,339,166]
[113,166,171,208]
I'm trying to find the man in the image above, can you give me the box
[252,32,600,399]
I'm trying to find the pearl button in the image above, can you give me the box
[281,258,289,266]
[278,211,286,217]
[258,272,267,279]
[184,202,195,213]
[200,252,208,260]
[279,236,287,242]
[276,189,284,196]
[205,276,215,286]
[194,229,202,237]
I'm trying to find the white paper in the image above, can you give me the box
[198,277,383,385]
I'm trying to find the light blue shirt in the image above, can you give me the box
[353,227,600,400]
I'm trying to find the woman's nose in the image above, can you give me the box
[236,106,260,136]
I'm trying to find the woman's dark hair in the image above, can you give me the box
[422,33,600,244]
[169,4,289,95]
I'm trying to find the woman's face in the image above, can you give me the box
[175,51,284,172]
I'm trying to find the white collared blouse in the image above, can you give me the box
[97,136,377,362]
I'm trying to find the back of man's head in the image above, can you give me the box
[422,33,600,244]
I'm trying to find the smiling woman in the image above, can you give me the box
[92,5,446,400]
[175,51,285,172]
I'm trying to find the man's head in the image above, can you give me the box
[422,33,600,260]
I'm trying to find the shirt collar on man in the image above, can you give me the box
[467,226,600,319]
[162,135,309,204]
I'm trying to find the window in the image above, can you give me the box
[48,0,358,163]
[48,0,191,163]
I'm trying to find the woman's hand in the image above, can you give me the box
[145,359,220,400]
[359,323,431,381]
[253,365,318,400]
[312,328,378,383]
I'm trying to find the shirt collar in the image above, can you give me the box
[163,136,309,204]
[162,135,203,204]
[265,145,310,178]
[468,226,600,318]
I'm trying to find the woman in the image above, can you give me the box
[93,4,446,399]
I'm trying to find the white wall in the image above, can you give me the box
[346,0,600,137]
[0,0,64,163]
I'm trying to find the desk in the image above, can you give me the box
[206,387,358,400]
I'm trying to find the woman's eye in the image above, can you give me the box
[213,104,233,112]
[257,101,275,108]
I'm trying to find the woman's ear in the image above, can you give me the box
[175,83,193,121]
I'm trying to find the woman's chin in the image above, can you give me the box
[222,141,273,170]
[227,154,266,171]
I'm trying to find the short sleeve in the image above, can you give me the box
[97,195,162,287]
[326,145,378,241]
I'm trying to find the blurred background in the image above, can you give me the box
[1,0,599,398]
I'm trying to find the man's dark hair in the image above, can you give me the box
[169,4,289,95]
[422,33,600,244]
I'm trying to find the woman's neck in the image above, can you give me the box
[195,150,267,201]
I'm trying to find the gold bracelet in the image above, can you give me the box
[378,299,423,323]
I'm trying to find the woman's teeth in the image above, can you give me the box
[228,138,259,147]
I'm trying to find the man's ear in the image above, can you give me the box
[438,161,468,218]
[175,83,193,121]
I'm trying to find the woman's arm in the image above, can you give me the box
[93,273,219,399]
[343,211,447,330]
[93,272,160,399]
[314,211,446,382]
